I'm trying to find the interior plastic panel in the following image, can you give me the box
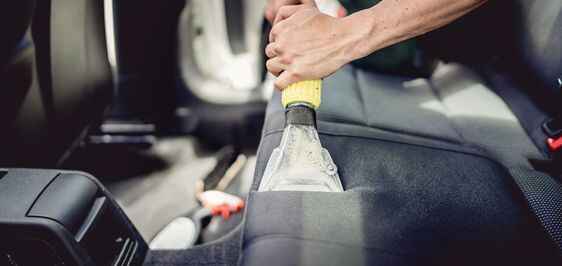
[28,173,99,235]
[0,169,147,266]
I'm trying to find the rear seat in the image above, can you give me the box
[242,1,561,265]
[260,63,545,168]
[243,67,559,266]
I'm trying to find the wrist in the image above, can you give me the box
[341,8,380,61]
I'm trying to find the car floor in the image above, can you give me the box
[99,137,256,242]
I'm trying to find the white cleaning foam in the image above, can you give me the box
[259,124,344,192]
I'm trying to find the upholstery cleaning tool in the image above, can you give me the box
[258,80,344,192]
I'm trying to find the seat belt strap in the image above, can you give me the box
[540,80,562,172]
[510,168,562,254]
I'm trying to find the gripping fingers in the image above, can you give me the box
[265,42,279,58]
[266,57,287,77]
[273,5,301,25]
[275,70,301,90]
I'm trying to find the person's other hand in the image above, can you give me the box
[264,0,316,23]
[265,5,367,90]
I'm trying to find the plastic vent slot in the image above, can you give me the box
[114,238,138,266]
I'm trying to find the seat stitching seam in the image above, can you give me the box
[479,70,550,158]
[426,71,530,159]
[262,121,464,148]
[427,82,492,156]
[264,120,461,145]
[426,76,468,143]
[260,126,507,167]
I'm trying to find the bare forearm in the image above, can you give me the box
[347,0,488,60]
[264,0,488,88]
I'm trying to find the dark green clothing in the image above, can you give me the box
[339,0,431,77]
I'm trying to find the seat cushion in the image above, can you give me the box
[244,134,560,265]
[261,63,543,169]
[242,63,560,265]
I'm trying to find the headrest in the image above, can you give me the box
[0,0,36,67]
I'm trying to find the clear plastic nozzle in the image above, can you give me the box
[258,123,344,192]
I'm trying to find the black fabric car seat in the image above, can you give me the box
[0,0,113,167]
[242,1,562,265]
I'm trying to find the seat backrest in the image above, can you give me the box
[424,1,561,113]
[509,1,561,94]
[0,0,113,167]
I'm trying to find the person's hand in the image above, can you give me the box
[265,5,368,90]
[264,0,316,23]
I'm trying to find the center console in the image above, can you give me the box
[0,169,147,266]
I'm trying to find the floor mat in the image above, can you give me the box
[104,137,256,241]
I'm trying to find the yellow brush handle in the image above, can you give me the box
[281,80,322,109]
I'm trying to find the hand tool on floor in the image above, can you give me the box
[195,152,247,219]
[258,80,344,192]
[150,151,247,249]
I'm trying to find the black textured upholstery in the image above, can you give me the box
[242,1,562,265]
[243,83,561,265]
[510,169,562,252]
